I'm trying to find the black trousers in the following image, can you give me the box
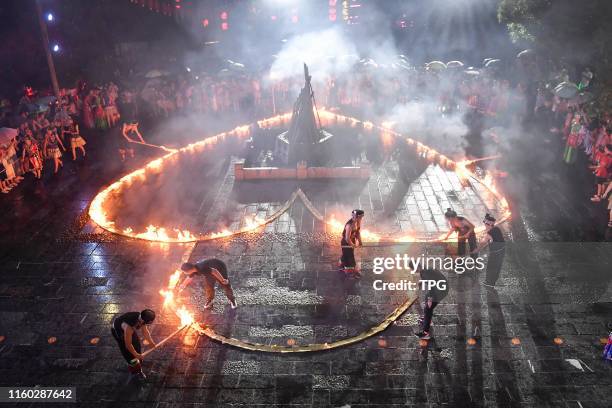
[111,326,141,364]
[340,241,356,268]
[458,232,478,257]
[203,274,235,303]
[485,249,505,286]
[422,301,439,332]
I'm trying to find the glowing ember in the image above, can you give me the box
[176,306,195,326]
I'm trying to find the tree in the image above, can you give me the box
[498,0,612,113]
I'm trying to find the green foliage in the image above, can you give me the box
[498,0,612,114]
[505,22,535,44]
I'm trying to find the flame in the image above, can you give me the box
[168,269,182,289]
[209,229,232,239]
[243,215,266,231]
[176,305,195,326]
[326,215,380,242]
[159,289,174,307]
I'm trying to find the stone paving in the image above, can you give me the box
[0,124,610,408]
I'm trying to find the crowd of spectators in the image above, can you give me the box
[1,57,610,229]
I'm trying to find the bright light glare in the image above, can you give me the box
[52,44,60,52]
[47,13,54,21]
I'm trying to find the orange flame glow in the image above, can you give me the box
[176,306,195,326]
[168,270,182,290]
[159,289,174,307]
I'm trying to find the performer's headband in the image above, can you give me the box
[483,213,496,224]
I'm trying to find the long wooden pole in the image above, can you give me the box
[35,0,60,100]
[142,323,190,357]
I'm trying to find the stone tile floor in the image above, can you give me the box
[0,128,610,408]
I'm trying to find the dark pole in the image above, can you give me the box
[35,0,61,99]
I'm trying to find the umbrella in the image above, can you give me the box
[485,59,501,68]
[517,49,534,59]
[226,60,246,71]
[576,92,594,104]
[464,70,481,76]
[0,127,18,146]
[446,60,464,68]
[35,96,57,106]
[554,81,579,99]
[217,68,233,78]
[426,60,447,70]
[144,69,171,78]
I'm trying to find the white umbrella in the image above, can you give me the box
[446,60,464,68]
[0,127,18,146]
[144,69,171,78]
[554,82,579,99]
[485,59,501,68]
[426,61,447,70]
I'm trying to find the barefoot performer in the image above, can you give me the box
[110,309,157,380]
[443,208,477,258]
[339,209,365,276]
[176,259,237,309]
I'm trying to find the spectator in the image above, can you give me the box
[591,144,612,202]
[21,137,42,179]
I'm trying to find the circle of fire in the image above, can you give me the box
[89,110,512,351]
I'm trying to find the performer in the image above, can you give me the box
[338,209,365,277]
[114,122,144,162]
[63,123,86,161]
[176,259,237,309]
[42,128,66,174]
[443,208,477,259]
[412,262,448,340]
[110,309,156,381]
[472,213,506,288]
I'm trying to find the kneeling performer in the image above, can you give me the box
[177,259,237,309]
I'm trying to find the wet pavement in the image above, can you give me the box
[0,116,611,408]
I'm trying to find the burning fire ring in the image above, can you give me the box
[89,111,512,352]
[161,270,418,353]
[89,110,511,243]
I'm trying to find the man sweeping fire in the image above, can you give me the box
[175,259,237,309]
[110,309,157,381]
[338,209,365,277]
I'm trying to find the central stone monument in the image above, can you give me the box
[275,63,334,166]
[234,63,369,181]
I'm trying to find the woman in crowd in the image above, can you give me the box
[82,89,96,129]
[104,83,120,127]
[21,137,42,179]
[43,128,66,174]
[64,123,87,161]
